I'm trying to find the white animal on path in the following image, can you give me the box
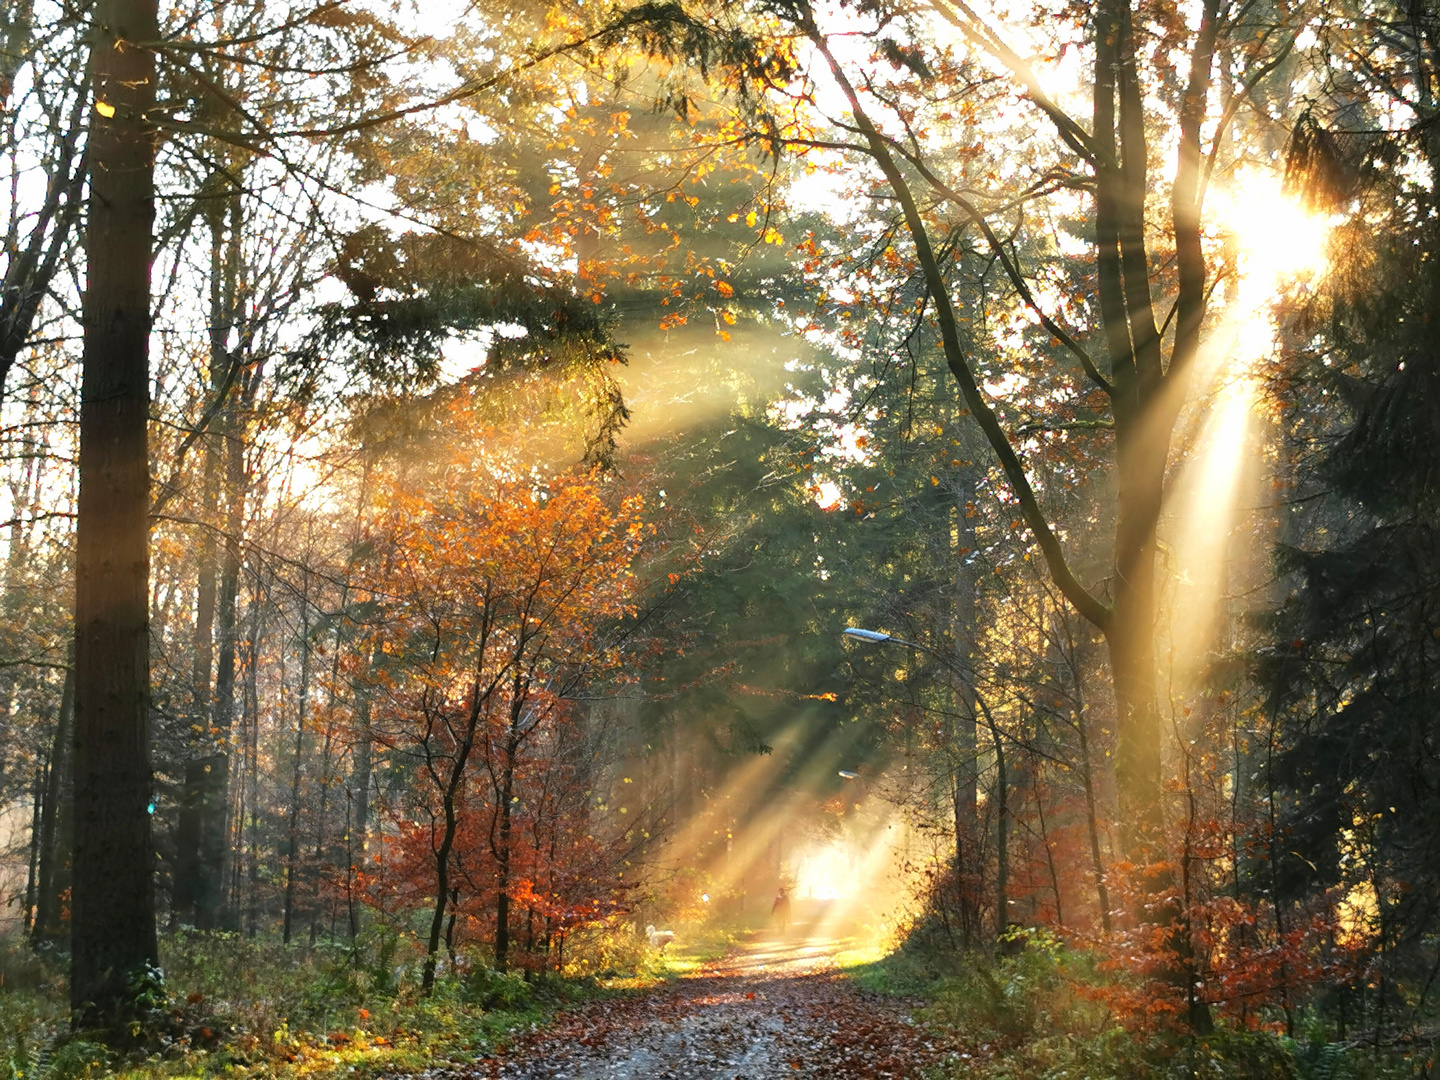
[646,924,675,951]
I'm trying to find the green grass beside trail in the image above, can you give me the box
[839,934,1436,1080]
[0,928,662,1080]
[652,924,744,976]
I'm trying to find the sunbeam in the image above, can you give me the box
[1163,171,1335,681]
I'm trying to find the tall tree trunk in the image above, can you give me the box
[197,193,248,932]
[344,465,377,870]
[1034,773,1064,928]
[71,0,160,1030]
[1105,430,1167,839]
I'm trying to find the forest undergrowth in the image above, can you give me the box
[0,924,693,1080]
[2,918,1435,1079]
[845,930,1439,1080]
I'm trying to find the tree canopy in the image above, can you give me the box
[0,0,1435,1064]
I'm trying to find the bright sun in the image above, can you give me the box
[1213,170,1333,298]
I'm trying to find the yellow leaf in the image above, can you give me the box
[95,101,116,118]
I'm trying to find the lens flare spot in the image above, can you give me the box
[813,480,843,510]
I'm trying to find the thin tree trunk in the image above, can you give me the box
[445,889,459,964]
[345,465,377,868]
[243,579,266,937]
[976,695,1008,937]
[1074,702,1112,933]
[1033,770,1064,928]
[345,795,359,939]
[493,707,524,973]
[423,678,484,993]
[951,466,980,945]
[282,570,312,946]
[173,188,229,931]
[1061,624,1113,933]
[23,764,42,932]
[34,657,74,945]
[421,791,454,991]
[309,726,335,944]
[351,703,372,860]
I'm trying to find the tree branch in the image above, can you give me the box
[928,0,1096,164]
[809,28,1110,630]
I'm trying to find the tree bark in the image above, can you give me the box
[23,764,42,932]
[977,695,1008,935]
[494,684,525,973]
[950,466,980,945]
[422,678,483,993]
[243,588,265,936]
[282,570,312,946]
[1071,671,1112,932]
[71,0,160,1031]
[494,736,518,972]
[34,657,74,946]
[174,426,219,925]
[351,693,373,862]
[199,192,248,932]
[1103,510,1164,839]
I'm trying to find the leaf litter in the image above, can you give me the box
[422,942,960,1080]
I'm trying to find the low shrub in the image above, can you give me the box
[866,931,1438,1080]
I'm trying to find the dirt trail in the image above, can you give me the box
[470,930,959,1079]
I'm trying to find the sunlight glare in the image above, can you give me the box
[1164,375,1255,681]
[1213,170,1332,300]
[813,480,843,510]
[793,844,859,901]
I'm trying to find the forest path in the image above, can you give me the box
[472,925,959,1079]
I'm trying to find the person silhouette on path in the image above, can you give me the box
[772,886,791,932]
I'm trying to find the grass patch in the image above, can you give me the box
[0,926,642,1080]
[840,942,960,998]
[657,921,748,976]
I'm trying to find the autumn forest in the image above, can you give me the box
[0,0,1437,1075]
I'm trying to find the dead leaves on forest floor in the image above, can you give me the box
[446,946,962,1080]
